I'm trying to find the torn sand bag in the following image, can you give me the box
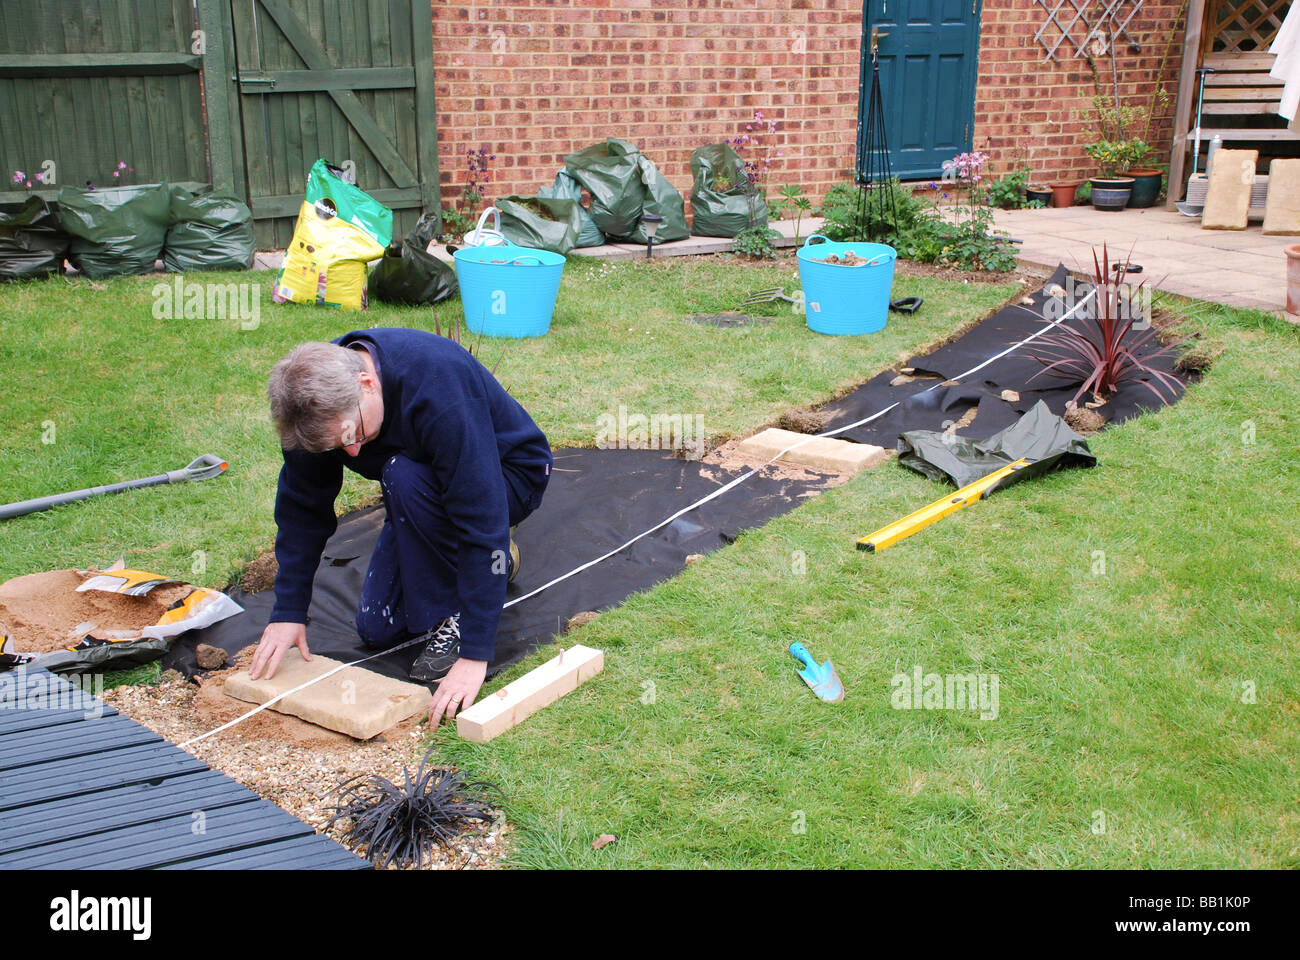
[898,400,1097,491]
[0,566,242,674]
[368,213,458,305]
[57,182,172,278]
[273,159,393,311]
[0,196,70,281]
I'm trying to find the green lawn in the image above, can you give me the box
[0,256,1013,587]
[427,296,1300,869]
[4,258,1295,869]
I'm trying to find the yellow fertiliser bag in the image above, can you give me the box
[273,201,385,311]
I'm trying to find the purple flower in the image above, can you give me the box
[117,161,126,170]
[12,171,23,183]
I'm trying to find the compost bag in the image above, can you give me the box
[369,213,458,305]
[537,170,604,247]
[563,138,688,243]
[690,142,766,238]
[0,197,69,281]
[496,195,582,254]
[897,400,1097,491]
[58,182,171,278]
[273,159,393,311]
[163,184,255,272]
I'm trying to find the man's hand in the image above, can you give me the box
[429,657,488,726]
[249,621,311,680]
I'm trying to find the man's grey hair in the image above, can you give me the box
[268,342,366,452]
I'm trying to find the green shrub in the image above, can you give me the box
[818,179,927,242]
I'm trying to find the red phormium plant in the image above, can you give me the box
[1028,245,1184,406]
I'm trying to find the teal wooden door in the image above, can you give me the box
[864,0,983,181]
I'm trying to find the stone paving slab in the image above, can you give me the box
[992,206,1290,313]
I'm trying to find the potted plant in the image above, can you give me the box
[1121,139,1163,208]
[1084,139,1135,211]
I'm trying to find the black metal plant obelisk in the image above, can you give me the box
[854,23,897,242]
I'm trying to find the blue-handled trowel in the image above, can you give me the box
[788,642,845,703]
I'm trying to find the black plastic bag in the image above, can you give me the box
[538,170,605,247]
[58,182,172,278]
[563,138,687,243]
[897,401,1096,491]
[368,213,459,305]
[690,143,767,238]
[164,184,255,272]
[497,195,582,254]
[0,197,69,281]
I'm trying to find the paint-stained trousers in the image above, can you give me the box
[355,453,546,650]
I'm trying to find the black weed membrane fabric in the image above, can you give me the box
[819,265,1188,448]
[168,450,831,682]
[170,264,1189,685]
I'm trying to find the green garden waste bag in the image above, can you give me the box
[629,152,688,245]
[690,143,766,238]
[563,138,687,243]
[537,170,604,247]
[497,195,582,254]
[303,158,392,248]
[0,197,69,281]
[369,213,458,305]
[163,184,255,272]
[57,182,172,278]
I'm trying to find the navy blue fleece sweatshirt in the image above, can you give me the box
[269,328,552,660]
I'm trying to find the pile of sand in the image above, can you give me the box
[0,569,191,653]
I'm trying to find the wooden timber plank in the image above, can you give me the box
[456,645,605,744]
[411,0,441,225]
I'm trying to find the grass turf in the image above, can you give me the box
[427,295,1300,869]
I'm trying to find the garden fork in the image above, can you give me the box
[741,286,800,307]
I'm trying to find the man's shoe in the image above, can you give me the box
[408,614,461,682]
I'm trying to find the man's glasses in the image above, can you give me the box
[334,402,369,451]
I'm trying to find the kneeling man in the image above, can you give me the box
[250,327,552,723]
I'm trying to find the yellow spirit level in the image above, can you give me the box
[857,457,1033,552]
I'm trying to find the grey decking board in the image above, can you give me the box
[0,769,260,855]
[0,703,119,733]
[1,666,364,869]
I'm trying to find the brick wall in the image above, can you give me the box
[429,1,1188,211]
[974,1,1189,186]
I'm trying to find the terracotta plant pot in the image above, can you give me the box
[1049,181,1080,208]
[1284,244,1300,314]
[1026,185,1052,205]
[1125,168,1163,208]
[1090,176,1134,211]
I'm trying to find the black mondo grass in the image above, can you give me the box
[325,752,503,869]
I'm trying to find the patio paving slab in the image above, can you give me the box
[992,206,1291,313]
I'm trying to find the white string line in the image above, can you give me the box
[180,284,1094,748]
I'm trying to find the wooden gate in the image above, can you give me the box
[227,0,440,247]
[0,0,208,201]
[0,0,441,250]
